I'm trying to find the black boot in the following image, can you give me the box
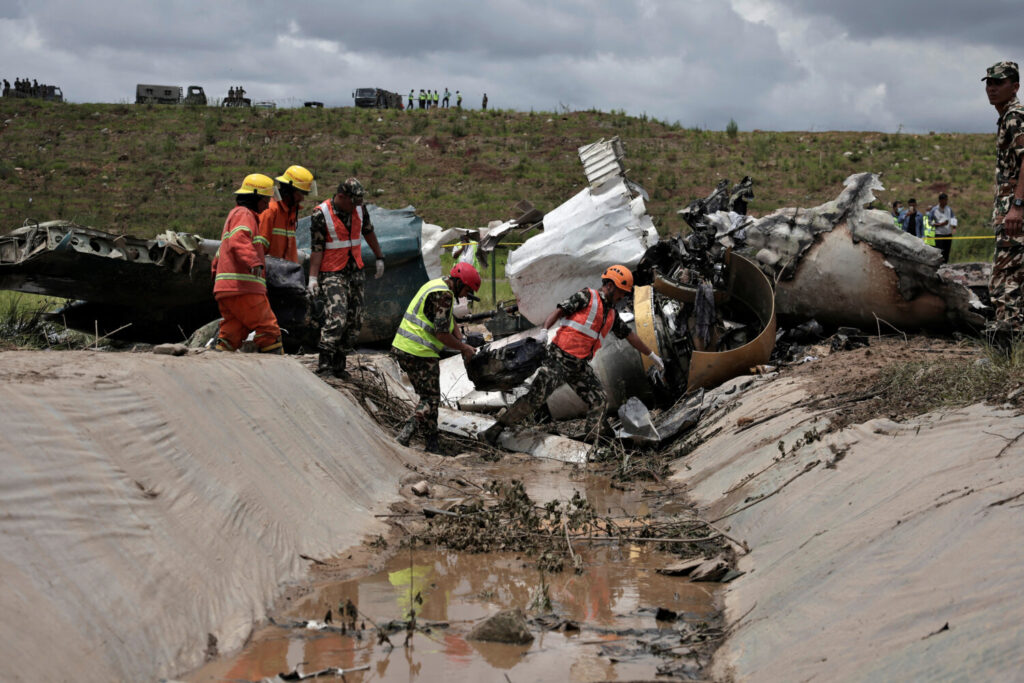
[396,418,416,446]
[423,432,443,454]
[316,349,333,375]
[481,422,505,446]
[332,351,350,379]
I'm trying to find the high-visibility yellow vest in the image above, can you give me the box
[392,278,455,357]
[923,215,935,246]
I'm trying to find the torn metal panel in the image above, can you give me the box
[731,173,985,330]
[437,409,589,464]
[578,137,626,189]
[506,139,659,326]
[1,204,445,345]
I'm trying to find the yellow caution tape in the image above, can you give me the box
[441,241,523,247]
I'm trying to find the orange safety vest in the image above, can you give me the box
[552,288,615,360]
[258,198,299,263]
[316,199,363,272]
[212,205,267,297]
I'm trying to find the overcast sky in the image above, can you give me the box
[0,0,1017,133]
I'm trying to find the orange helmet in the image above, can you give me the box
[602,265,633,292]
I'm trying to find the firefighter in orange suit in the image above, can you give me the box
[258,165,316,263]
[481,265,664,445]
[211,173,283,354]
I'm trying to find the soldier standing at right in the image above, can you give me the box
[984,61,1024,345]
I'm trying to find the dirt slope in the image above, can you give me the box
[0,351,416,682]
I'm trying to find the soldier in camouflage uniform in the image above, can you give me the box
[481,265,664,447]
[308,178,385,377]
[392,264,481,453]
[984,61,1024,344]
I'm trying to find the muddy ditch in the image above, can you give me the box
[184,362,740,682]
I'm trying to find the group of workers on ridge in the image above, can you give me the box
[411,89,461,110]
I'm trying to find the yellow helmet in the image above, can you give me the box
[276,165,317,196]
[234,173,275,197]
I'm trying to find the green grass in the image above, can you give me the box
[0,99,1003,267]
[0,292,88,349]
[871,339,1024,412]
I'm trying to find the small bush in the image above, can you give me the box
[726,119,739,139]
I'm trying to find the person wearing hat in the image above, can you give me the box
[211,173,283,354]
[258,165,316,263]
[984,60,1024,342]
[480,265,665,447]
[307,178,385,377]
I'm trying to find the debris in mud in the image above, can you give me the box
[467,607,534,645]
[416,478,730,573]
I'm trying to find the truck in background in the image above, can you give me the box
[353,88,402,109]
[135,84,207,105]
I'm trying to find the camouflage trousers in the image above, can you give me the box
[393,348,441,438]
[496,345,608,433]
[989,223,1024,331]
[318,266,365,353]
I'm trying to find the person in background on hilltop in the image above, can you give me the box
[392,264,481,453]
[419,89,425,110]
[211,174,283,354]
[433,89,439,109]
[307,178,385,378]
[443,88,450,108]
[900,197,924,238]
[481,266,664,447]
[456,90,462,108]
[927,192,956,263]
[984,60,1024,346]
[482,93,488,110]
[258,165,315,263]
[408,89,413,110]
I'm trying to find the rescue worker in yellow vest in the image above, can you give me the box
[922,214,936,247]
[392,263,481,453]
[211,173,283,354]
[481,265,665,446]
[307,178,385,378]
[258,165,316,263]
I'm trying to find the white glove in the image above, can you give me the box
[648,352,665,373]
[307,277,319,296]
[375,258,385,279]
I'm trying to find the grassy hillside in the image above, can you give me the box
[0,98,1000,262]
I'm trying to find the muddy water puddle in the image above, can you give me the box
[188,545,717,682]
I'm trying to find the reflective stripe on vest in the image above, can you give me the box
[392,279,454,358]
[923,216,936,246]
[552,288,615,360]
[316,199,363,271]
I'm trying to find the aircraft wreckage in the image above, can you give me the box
[0,141,987,424]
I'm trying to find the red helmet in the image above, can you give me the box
[450,262,482,292]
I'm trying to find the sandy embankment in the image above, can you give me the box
[675,375,1024,680]
[0,351,414,682]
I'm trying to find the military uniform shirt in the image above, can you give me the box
[994,96,1024,220]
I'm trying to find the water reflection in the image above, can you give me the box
[190,545,717,683]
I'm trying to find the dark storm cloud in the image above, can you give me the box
[0,0,1014,131]
[775,0,1020,49]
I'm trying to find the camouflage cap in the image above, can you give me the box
[983,61,1019,81]
[337,177,365,198]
